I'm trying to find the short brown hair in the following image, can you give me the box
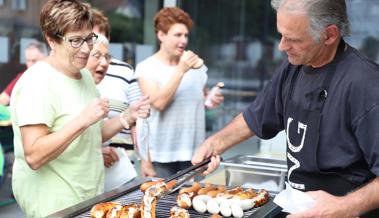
[154,7,193,34]
[92,8,111,39]
[40,0,93,43]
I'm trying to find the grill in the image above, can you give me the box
[48,179,282,218]
[78,189,260,218]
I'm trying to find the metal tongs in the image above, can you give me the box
[162,158,212,196]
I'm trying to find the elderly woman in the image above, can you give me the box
[86,34,111,84]
[10,0,149,217]
[86,34,143,191]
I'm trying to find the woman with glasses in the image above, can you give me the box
[9,1,150,217]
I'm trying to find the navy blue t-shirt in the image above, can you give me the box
[243,44,379,182]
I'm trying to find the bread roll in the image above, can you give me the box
[90,202,121,218]
[141,198,157,218]
[119,204,141,218]
[192,58,204,69]
[181,50,204,69]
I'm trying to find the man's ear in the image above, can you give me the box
[323,25,340,45]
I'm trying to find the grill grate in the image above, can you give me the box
[75,189,262,218]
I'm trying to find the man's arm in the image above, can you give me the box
[346,177,379,216]
[192,113,255,174]
[289,177,379,218]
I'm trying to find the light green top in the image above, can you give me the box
[10,62,104,218]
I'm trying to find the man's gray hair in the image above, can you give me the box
[271,0,350,42]
[26,40,48,55]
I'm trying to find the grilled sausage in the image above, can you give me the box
[179,182,202,194]
[139,179,164,193]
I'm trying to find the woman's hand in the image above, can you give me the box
[205,84,224,109]
[79,98,109,128]
[121,96,151,127]
[140,159,157,177]
[178,50,201,74]
[102,146,119,168]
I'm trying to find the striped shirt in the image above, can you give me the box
[97,58,141,145]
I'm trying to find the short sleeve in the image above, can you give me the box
[126,79,141,103]
[14,74,56,128]
[242,63,288,139]
[4,72,23,96]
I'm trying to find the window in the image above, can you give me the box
[11,0,26,11]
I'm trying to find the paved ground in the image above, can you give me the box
[0,152,24,218]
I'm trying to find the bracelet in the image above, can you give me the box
[119,111,130,129]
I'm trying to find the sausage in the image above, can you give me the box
[231,202,244,218]
[197,184,217,195]
[165,179,177,190]
[179,182,202,194]
[139,179,164,193]
[238,199,255,211]
[206,198,220,215]
[206,189,225,198]
[216,185,226,192]
[204,182,214,188]
[219,200,232,217]
[192,195,212,213]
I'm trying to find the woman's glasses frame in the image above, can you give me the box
[56,33,98,48]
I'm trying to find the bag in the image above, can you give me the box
[104,147,137,191]
[135,118,150,161]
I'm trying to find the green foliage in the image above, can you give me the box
[107,12,143,43]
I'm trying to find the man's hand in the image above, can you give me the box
[140,159,157,177]
[102,146,119,168]
[191,138,221,176]
[288,190,357,218]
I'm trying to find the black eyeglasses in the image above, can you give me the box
[56,33,98,48]
[91,52,112,63]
